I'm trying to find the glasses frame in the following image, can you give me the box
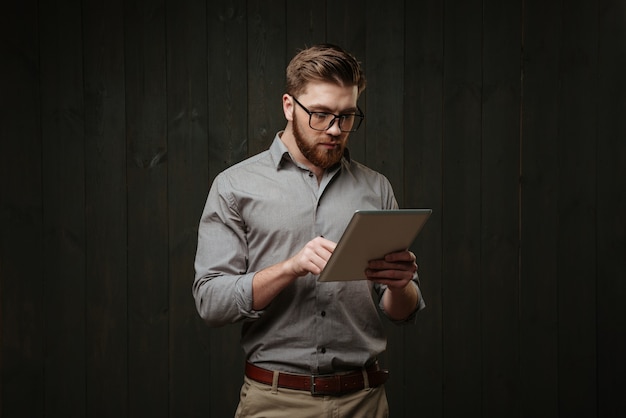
[291,96,365,133]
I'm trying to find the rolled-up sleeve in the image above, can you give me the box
[193,174,263,327]
[374,273,426,325]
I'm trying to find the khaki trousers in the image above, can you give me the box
[235,376,389,418]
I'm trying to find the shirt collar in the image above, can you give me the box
[269,131,352,171]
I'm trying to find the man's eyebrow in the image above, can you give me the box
[309,104,358,114]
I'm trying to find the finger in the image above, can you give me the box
[384,250,416,262]
[368,259,416,273]
[304,246,334,274]
[365,273,413,289]
[366,267,413,280]
[314,236,337,253]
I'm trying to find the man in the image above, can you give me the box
[193,44,425,418]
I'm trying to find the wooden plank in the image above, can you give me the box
[247,0,287,156]
[557,0,598,416]
[206,1,248,415]
[597,1,626,416]
[208,0,248,179]
[82,1,128,416]
[0,1,44,416]
[364,0,405,193]
[325,0,367,66]
[38,1,86,416]
[286,1,326,53]
[481,1,522,417]
[165,0,211,417]
[124,1,169,417]
[441,0,483,416]
[364,1,407,415]
[519,0,561,416]
[326,0,368,162]
[403,0,444,416]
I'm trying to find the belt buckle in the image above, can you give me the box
[310,375,321,396]
[309,374,339,396]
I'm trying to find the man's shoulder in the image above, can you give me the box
[343,158,389,181]
[219,134,285,178]
[219,149,274,177]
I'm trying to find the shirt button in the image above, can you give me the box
[321,311,326,317]
[321,347,326,354]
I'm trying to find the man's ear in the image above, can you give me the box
[282,94,294,121]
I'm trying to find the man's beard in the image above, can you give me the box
[293,112,345,169]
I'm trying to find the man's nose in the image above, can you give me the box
[325,118,342,135]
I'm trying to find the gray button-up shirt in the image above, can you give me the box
[193,133,425,375]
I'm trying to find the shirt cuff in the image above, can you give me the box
[235,272,264,319]
[379,281,426,325]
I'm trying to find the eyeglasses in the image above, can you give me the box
[291,96,364,133]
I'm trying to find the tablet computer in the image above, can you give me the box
[318,209,432,282]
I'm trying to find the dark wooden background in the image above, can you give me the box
[1,0,625,417]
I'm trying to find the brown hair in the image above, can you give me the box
[285,44,366,97]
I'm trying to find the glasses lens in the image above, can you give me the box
[309,113,333,131]
[343,114,365,132]
[308,113,363,132]
[338,115,357,132]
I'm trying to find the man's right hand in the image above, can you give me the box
[286,236,337,276]
[251,236,336,310]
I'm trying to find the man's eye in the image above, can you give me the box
[312,113,331,121]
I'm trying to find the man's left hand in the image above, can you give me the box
[364,250,418,290]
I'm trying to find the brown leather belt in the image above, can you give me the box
[245,362,389,396]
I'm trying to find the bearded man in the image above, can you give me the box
[193,44,425,418]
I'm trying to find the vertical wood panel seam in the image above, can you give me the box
[516,0,523,409]
[438,1,446,414]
